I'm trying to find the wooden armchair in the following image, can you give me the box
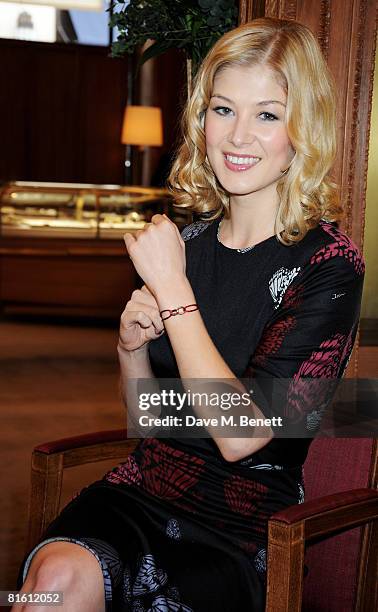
[26,431,377,611]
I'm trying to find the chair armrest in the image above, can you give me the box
[34,428,131,454]
[270,488,378,539]
[27,429,139,551]
[265,488,378,612]
[33,429,139,468]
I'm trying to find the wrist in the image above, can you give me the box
[117,342,149,359]
[155,277,194,309]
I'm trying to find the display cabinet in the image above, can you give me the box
[0,182,191,318]
[0,181,188,239]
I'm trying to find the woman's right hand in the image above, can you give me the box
[118,285,165,353]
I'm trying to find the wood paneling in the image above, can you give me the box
[0,40,127,184]
[0,40,186,186]
[136,47,188,185]
[239,0,265,21]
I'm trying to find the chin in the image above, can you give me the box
[219,178,261,196]
[220,172,282,198]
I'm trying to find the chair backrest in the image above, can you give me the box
[302,438,376,611]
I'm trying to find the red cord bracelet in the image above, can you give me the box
[160,304,199,321]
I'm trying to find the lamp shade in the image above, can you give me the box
[121,106,163,147]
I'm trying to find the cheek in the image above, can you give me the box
[260,128,292,158]
[204,115,222,148]
[204,128,215,149]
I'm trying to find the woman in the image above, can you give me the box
[15,17,364,612]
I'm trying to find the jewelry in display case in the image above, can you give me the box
[0,181,187,239]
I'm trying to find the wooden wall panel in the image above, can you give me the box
[27,47,81,181]
[239,0,265,21]
[136,48,187,186]
[0,42,30,181]
[72,48,128,184]
[0,40,129,185]
[0,40,185,186]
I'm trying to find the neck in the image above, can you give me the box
[220,192,282,249]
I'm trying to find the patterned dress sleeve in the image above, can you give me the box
[246,228,365,438]
[180,219,211,242]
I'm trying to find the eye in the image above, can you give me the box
[212,106,234,116]
[259,111,279,121]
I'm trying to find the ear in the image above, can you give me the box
[200,111,205,129]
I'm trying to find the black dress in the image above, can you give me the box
[17,217,364,612]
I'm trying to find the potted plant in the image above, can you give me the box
[109,0,238,80]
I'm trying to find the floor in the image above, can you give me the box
[0,318,376,595]
[0,319,124,594]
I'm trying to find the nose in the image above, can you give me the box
[228,115,256,147]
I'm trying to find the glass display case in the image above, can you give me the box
[0,181,192,318]
[0,181,189,240]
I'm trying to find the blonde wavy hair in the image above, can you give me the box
[168,17,342,245]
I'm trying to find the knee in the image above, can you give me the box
[25,551,77,592]
[16,542,106,612]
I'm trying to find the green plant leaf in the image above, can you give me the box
[110,0,238,75]
[139,39,175,65]
[198,0,213,9]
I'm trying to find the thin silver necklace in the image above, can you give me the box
[217,219,255,253]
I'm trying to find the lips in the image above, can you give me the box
[224,153,261,172]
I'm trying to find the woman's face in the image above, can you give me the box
[205,64,295,203]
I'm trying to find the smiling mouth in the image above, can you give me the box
[224,154,261,171]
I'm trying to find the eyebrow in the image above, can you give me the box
[211,94,286,108]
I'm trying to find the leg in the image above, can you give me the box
[13,541,106,612]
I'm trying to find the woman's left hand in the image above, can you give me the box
[123,214,187,298]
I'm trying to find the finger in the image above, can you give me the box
[162,214,178,230]
[140,285,161,308]
[141,284,152,295]
[121,306,152,329]
[139,286,158,305]
[150,214,165,225]
[126,301,164,333]
[150,214,180,239]
[123,232,136,251]
[143,283,159,300]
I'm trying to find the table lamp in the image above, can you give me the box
[121,105,163,185]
